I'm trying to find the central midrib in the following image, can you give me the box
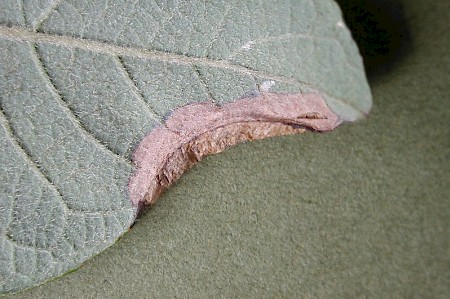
[0,25,319,91]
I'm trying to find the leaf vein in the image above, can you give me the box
[19,0,26,26]
[0,26,311,86]
[227,32,335,60]
[0,103,131,216]
[193,65,216,103]
[33,0,64,32]
[31,44,133,164]
[0,105,72,216]
[204,4,233,58]
[114,56,163,123]
[2,234,53,257]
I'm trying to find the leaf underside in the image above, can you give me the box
[0,0,371,293]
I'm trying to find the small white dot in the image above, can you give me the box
[241,41,255,50]
[260,80,276,92]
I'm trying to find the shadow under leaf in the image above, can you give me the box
[336,0,412,82]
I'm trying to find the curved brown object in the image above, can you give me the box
[128,92,342,214]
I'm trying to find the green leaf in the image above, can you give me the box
[0,0,371,293]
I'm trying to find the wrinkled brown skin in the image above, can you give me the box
[128,92,342,216]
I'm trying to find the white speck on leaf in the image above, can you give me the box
[241,41,255,50]
[260,80,276,92]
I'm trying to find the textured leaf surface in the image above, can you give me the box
[0,0,371,293]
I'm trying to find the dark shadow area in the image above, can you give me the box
[336,0,412,81]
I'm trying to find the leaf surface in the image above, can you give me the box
[0,0,371,293]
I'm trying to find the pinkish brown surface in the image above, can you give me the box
[128,92,342,215]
